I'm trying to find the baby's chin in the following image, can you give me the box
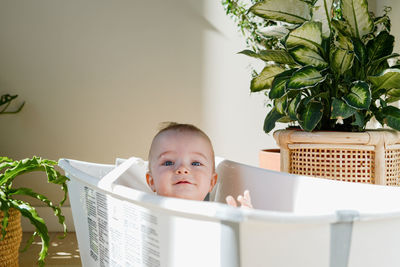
[167,191,206,201]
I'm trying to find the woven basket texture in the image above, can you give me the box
[0,208,22,267]
[289,147,400,185]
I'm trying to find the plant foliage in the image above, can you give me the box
[0,156,68,266]
[0,94,25,114]
[225,0,400,132]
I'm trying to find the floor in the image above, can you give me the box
[19,232,81,267]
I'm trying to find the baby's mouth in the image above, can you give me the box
[175,180,192,185]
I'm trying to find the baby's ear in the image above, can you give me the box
[146,172,156,192]
[209,172,218,192]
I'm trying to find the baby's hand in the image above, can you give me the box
[226,190,253,209]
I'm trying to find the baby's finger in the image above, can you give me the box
[226,195,237,207]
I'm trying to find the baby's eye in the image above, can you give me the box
[163,161,174,166]
[191,162,201,166]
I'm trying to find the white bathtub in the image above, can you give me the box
[58,157,400,267]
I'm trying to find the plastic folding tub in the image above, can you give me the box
[59,157,400,267]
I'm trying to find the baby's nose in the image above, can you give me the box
[176,165,189,174]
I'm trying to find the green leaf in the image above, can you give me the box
[366,31,394,62]
[9,188,67,235]
[382,106,400,130]
[239,50,297,65]
[312,0,334,38]
[330,98,356,119]
[289,45,328,69]
[387,96,400,104]
[352,38,367,65]
[341,0,373,38]
[369,69,400,91]
[250,65,285,92]
[342,81,371,110]
[352,111,365,128]
[269,69,297,99]
[250,0,311,24]
[258,25,289,39]
[299,101,323,131]
[387,89,400,97]
[264,108,284,133]
[286,21,323,51]
[274,96,288,114]
[10,199,49,266]
[286,66,326,90]
[288,94,302,120]
[330,48,354,75]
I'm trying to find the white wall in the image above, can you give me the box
[0,0,277,216]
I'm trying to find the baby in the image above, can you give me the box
[146,122,252,208]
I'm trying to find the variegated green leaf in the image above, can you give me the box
[352,38,367,65]
[312,0,334,38]
[286,21,323,51]
[289,46,328,69]
[388,89,400,97]
[330,48,354,75]
[343,81,371,110]
[369,69,400,91]
[382,106,400,130]
[352,111,365,128]
[366,31,394,62]
[264,108,284,133]
[287,66,326,90]
[335,30,353,50]
[341,0,373,38]
[288,94,302,120]
[250,65,285,92]
[269,69,297,99]
[258,25,289,39]
[250,0,311,24]
[239,50,297,65]
[330,98,356,119]
[274,95,288,114]
[299,101,323,131]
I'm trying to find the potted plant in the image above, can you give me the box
[224,0,400,184]
[0,157,68,267]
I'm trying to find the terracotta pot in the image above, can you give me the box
[259,149,280,171]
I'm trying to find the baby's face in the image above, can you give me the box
[146,130,217,201]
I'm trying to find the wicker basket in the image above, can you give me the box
[0,208,22,267]
[274,129,400,185]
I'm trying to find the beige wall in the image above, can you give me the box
[0,0,277,209]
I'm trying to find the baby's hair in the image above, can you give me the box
[148,122,215,170]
